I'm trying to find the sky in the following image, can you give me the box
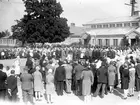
[0,0,139,32]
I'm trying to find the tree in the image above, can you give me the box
[11,0,70,46]
[0,30,10,38]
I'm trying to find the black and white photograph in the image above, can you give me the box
[0,0,140,105]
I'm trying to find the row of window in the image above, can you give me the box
[91,22,139,29]
[0,39,16,45]
[95,39,118,46]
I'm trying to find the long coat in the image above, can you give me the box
[33,70,43,92]
[129,67,135,88]
[108,65,117,86]
[81,69,94,96]
[120,67,129,89]
[135,63,140,91]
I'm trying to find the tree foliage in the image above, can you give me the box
[11,0,70,45]
[0,30,11,38]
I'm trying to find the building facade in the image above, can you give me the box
[68,16,140,46]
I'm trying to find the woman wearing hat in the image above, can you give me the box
[33,66,43,101]
[81,64,94,103]
[128,63,135,97]
[108,61,117,93]
[46,69,55,104]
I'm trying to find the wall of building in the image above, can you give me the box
[0,38,17,47]
[90,35,123,46]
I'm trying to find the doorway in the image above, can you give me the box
[131,39,136,46]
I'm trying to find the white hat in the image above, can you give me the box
[48,69,52,73]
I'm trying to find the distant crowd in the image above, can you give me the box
[0,46,140,104]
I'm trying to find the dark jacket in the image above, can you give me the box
[73,64,84,80]
[135,63,140,91]
[97,66,108,84]
[0,71,7,90]
[54,66,66,81]
[7,75,18,94]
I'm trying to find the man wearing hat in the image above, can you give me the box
[20,66,34,105]
[54,60,66,96]
[7,70,18,102]
[0,64,7,100]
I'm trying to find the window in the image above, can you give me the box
[110,24,115,28]
[116,23,122,27]
[124,23,130,27]
[132,22,139,27]
[98,39,102,46]
[97,25,102,28]
[113,39,118,46]
[103,24,108,28]
[91,25,96,28]
[105,39,110,46]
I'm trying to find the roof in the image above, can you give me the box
[84,16,140,25]
[69,26,85,36]
[135,27,140,34]
[85,27,136,36]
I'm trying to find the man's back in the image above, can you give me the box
[7,75,18,93]
[74,64,84,80]
[65,64,73,79]
[55,66,65,81]
[0,71,7,90]
[20,73,33,90]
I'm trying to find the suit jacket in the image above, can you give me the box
[97,66,108,84]
[54,66,66,81]
[64,64,73,79]
[135,63,140,78]
[7,75,18,94]
[73,64,84,80]
[26,58,33,70]
[0,71,7,90]
[20,73,34,90]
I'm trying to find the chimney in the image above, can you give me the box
[71,23,75,27]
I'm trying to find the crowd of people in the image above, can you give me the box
[0,46,140,104]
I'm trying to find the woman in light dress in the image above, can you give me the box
[81,64,94,103]
[128,63,135,97]
[46,69,55,104]
[108,61,117,93]
[13,56,21,76]
[33,66,43,101]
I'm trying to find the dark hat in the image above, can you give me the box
[58,61,63,66]
[11,70,15,74]
[0,64,3,69]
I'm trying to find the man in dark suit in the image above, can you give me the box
[54,61,66,96]
[0,64,7,100]
[73,61,84,96]
[7,70,18,102]
[20,66,34,105]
